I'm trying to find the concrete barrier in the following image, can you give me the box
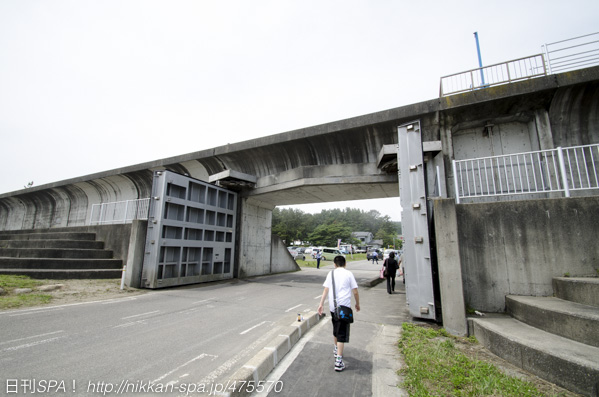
[224,311,321,396]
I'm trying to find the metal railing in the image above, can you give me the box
[89,198,150,225]
[440,54,547,96]
[543,32,599,74]
[453,144,599,203]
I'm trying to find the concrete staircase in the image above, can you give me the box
[469,277,599,396]
[0,230,123,279]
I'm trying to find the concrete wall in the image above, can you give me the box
[236,198,300,277]
[455,197,599,312]
[0,224,134,262]
[270,235,301,273]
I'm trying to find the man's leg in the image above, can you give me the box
[337,342,344,357]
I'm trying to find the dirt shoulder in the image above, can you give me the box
[0,278,149,310]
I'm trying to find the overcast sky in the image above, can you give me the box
[1,1,597,221]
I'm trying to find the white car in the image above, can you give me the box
[383,249,397,260]
[287,248,305,261]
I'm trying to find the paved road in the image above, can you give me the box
[0,260,393,396]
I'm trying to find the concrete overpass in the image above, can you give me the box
[1,65,599,320]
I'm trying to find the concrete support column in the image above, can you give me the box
[238,198,275,278]
[433,198,467,336]
[534,109,554,150]
[124,220,148,288]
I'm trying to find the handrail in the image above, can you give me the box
[89,198,150,225]
[440,32,599,97]
[543,32,599,74]
[440,54,546,96]
[453,144,599,203]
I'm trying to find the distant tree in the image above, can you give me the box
[307,223,352,247]
[272,206,402,247]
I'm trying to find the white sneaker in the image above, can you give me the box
[334,359,345,372]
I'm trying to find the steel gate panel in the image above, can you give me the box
[398,121,437,320]
[141,171,237,289]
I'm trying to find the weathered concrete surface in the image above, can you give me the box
[456,197,599,312]
[433,198,467,336]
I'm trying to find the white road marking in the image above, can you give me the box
[192,299,213,304]
[8,307,64,316]
[0,330,65,346]
[121,310,160,320]
[2,336,64,352]
[0,296,141,316]
[199,327,279,386]
[239,321,272,335]
[153,353,217,384]
[284,304,303,313]
[112,320,146,329]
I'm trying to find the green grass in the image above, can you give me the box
[0,275,52,310]
[399,323,546,396]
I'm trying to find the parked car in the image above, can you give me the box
[311,248,321,259]
[321,247,345,261]
[383,249,397,260]
[287,247,305,261]
[366,249,381,261]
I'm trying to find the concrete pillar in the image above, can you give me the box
[433,198,467,336]
[534,109,554,150]
[238,198,275,278]
[124,220,148,288]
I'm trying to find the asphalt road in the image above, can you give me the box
[0,260,384,396]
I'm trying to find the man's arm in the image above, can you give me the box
[352,288,360,312]
[317,287,329,316]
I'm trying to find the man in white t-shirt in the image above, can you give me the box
[317,255,360,372]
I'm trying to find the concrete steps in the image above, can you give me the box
[0,231,122,279]
[469,276,599,396]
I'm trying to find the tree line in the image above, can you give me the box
[272,207,402,249]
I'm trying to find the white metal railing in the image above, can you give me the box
[453,144,599,203]
[89,198,150,225]
[543,32,599,74]
[440,54,547,96]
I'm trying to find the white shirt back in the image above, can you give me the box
[323,267,358,313]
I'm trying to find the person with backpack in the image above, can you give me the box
[317,255,360,372]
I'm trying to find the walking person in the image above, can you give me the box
[383,251,400,294]
[316,250,322,269]
[317,256,360,372]
[371,250,378,264]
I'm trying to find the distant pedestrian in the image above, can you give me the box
[316,251,322,269]
[318,255,360,372]
[383,252,400,294]
[372,250,378,264]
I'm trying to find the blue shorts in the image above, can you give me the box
[330,312,351,343]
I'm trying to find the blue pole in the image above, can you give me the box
[474,32,486,86]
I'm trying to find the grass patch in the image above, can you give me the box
[0,275,52,310]
[0,274,44,289]
[298,253,369,267]
[399,323,546,396]
[0,294,52,309]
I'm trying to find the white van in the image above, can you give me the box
[320,248,345,261]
